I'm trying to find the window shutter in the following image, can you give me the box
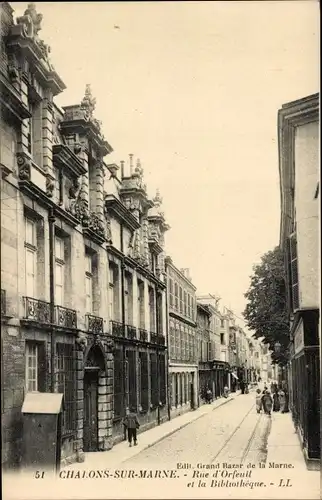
[289,232,299,311]
[113,348,124,417]
[140,352,149,411]
[150,353,158,407]
[37,341,47,392]
[127,350,137,410]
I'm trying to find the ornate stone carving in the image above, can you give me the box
[88,211,105,239]
[7,53,20,84]
[76,332,87,351]
[17,153,31,181]
[103,205,113,244]
[46,176,55,198]
[69,178,81,200]
[105,337,116,355]
[16,3,43,39]
[68,178,90,226]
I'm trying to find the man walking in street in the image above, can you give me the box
[122,407,140,447]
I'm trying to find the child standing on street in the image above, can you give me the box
[255,388,262,413]
[122,407,140,447]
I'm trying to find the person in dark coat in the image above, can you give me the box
[122,407,140,447]
[272,384,280,411]
[261,390,273,415]
[239,380,245,394]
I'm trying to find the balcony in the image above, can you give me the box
[1,289,6,316]
[55,305,77,329]
[139,328,148,342]
[110,320,124,337]
[125,325,137,340]
[86,314,104,335]
[23,297,51,324]
[150,332,166,346]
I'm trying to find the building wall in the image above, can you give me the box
[1,2,169,469]
[294,120,319,309]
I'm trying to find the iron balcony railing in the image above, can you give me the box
[86,314,104,335]
[139,328,148,342]
[24,297,51,323]
[125,324,137,340]
[55,305,77,329]
[110,320,124,337]
[1,289,6,316]
[150,332,166,346]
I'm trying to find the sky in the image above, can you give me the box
[13,1,319,320]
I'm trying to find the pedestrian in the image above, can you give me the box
[261,390,273,415]
[122,407,140,447]
[272,385,280,412]
[255,388,262,413]
[278,387,287,413]
[239,380,245,394]
[206,387,213,404]
[223,385,229,398]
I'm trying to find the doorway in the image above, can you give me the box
[83,369,99,452]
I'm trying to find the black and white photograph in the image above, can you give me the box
[0,1,320,499]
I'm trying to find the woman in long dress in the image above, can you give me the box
[272,385,280,412]
[261,390,273,415]
[278,388,286,413]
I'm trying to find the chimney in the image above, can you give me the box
[120,160,125,179]
[129,154,133,175]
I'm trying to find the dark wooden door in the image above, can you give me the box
[83,370,98,452]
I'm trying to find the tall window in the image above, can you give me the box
[138,281,144,328]
[149,287,155,332]
[174,282,179,310]
[184,291,187,315]
[124,273,133,325]
[179,286,183,313]
[109,265,115,321]
[25,342,38,392]
[25,341,46,393]
[85,253,93,313]
[55,236,65,306]
[25,218,37,298]
[169,278,174,308]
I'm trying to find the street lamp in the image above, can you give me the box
[274,341,281,353]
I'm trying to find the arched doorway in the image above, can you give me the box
[83,343,106,452]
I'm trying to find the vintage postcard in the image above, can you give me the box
[1,1,320,499]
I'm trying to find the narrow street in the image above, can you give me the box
[123,393,271,468]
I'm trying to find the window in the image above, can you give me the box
[27,99,34,155]
[289,233,299,311]
[113,348,124,418]
[221,319,224,328]
[25,341,46,393]
[55,236,65,306]
[25,218,37,298]
[220,333,224,345]
[150,353,158,407]
[174,283,179,310]
[85,253,93,313]
[179,287,183,313]
[25,342,38,392]
[169,278,174,307]
[138,281,145,328]
[109,284,114,321]
[57,343,75,435]
[149,287,155,332]
[184,291,187,315]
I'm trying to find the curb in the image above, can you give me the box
[120,394,240,464]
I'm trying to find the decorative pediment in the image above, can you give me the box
[60,85,113,157]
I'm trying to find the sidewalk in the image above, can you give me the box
[266,411,320,497]
[64,391,242,470]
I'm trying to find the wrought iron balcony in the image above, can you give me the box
[23,297,51,324]
[150,332,166,345]
[55,305,77,329]
[1,289,6,316]
[139,328,148,342]
[125,324,137,340]
[86,314,104,335]
[110,320,124,337]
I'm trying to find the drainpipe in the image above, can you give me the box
[48,208,56,393]
[164,260,171,421]
[120,224,127,435]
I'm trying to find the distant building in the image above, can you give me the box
[278,93,319,465]
[196,303,213,401]
[197,295,229,397]
[165,261,198,417]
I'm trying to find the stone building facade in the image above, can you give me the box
[165,261,198,418]
[1,2,168,469]
[196,303,213,402]
[278,93,320,465]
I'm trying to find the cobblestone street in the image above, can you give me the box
[123,393,270,467]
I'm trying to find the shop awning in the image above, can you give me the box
[231,372,239,380]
